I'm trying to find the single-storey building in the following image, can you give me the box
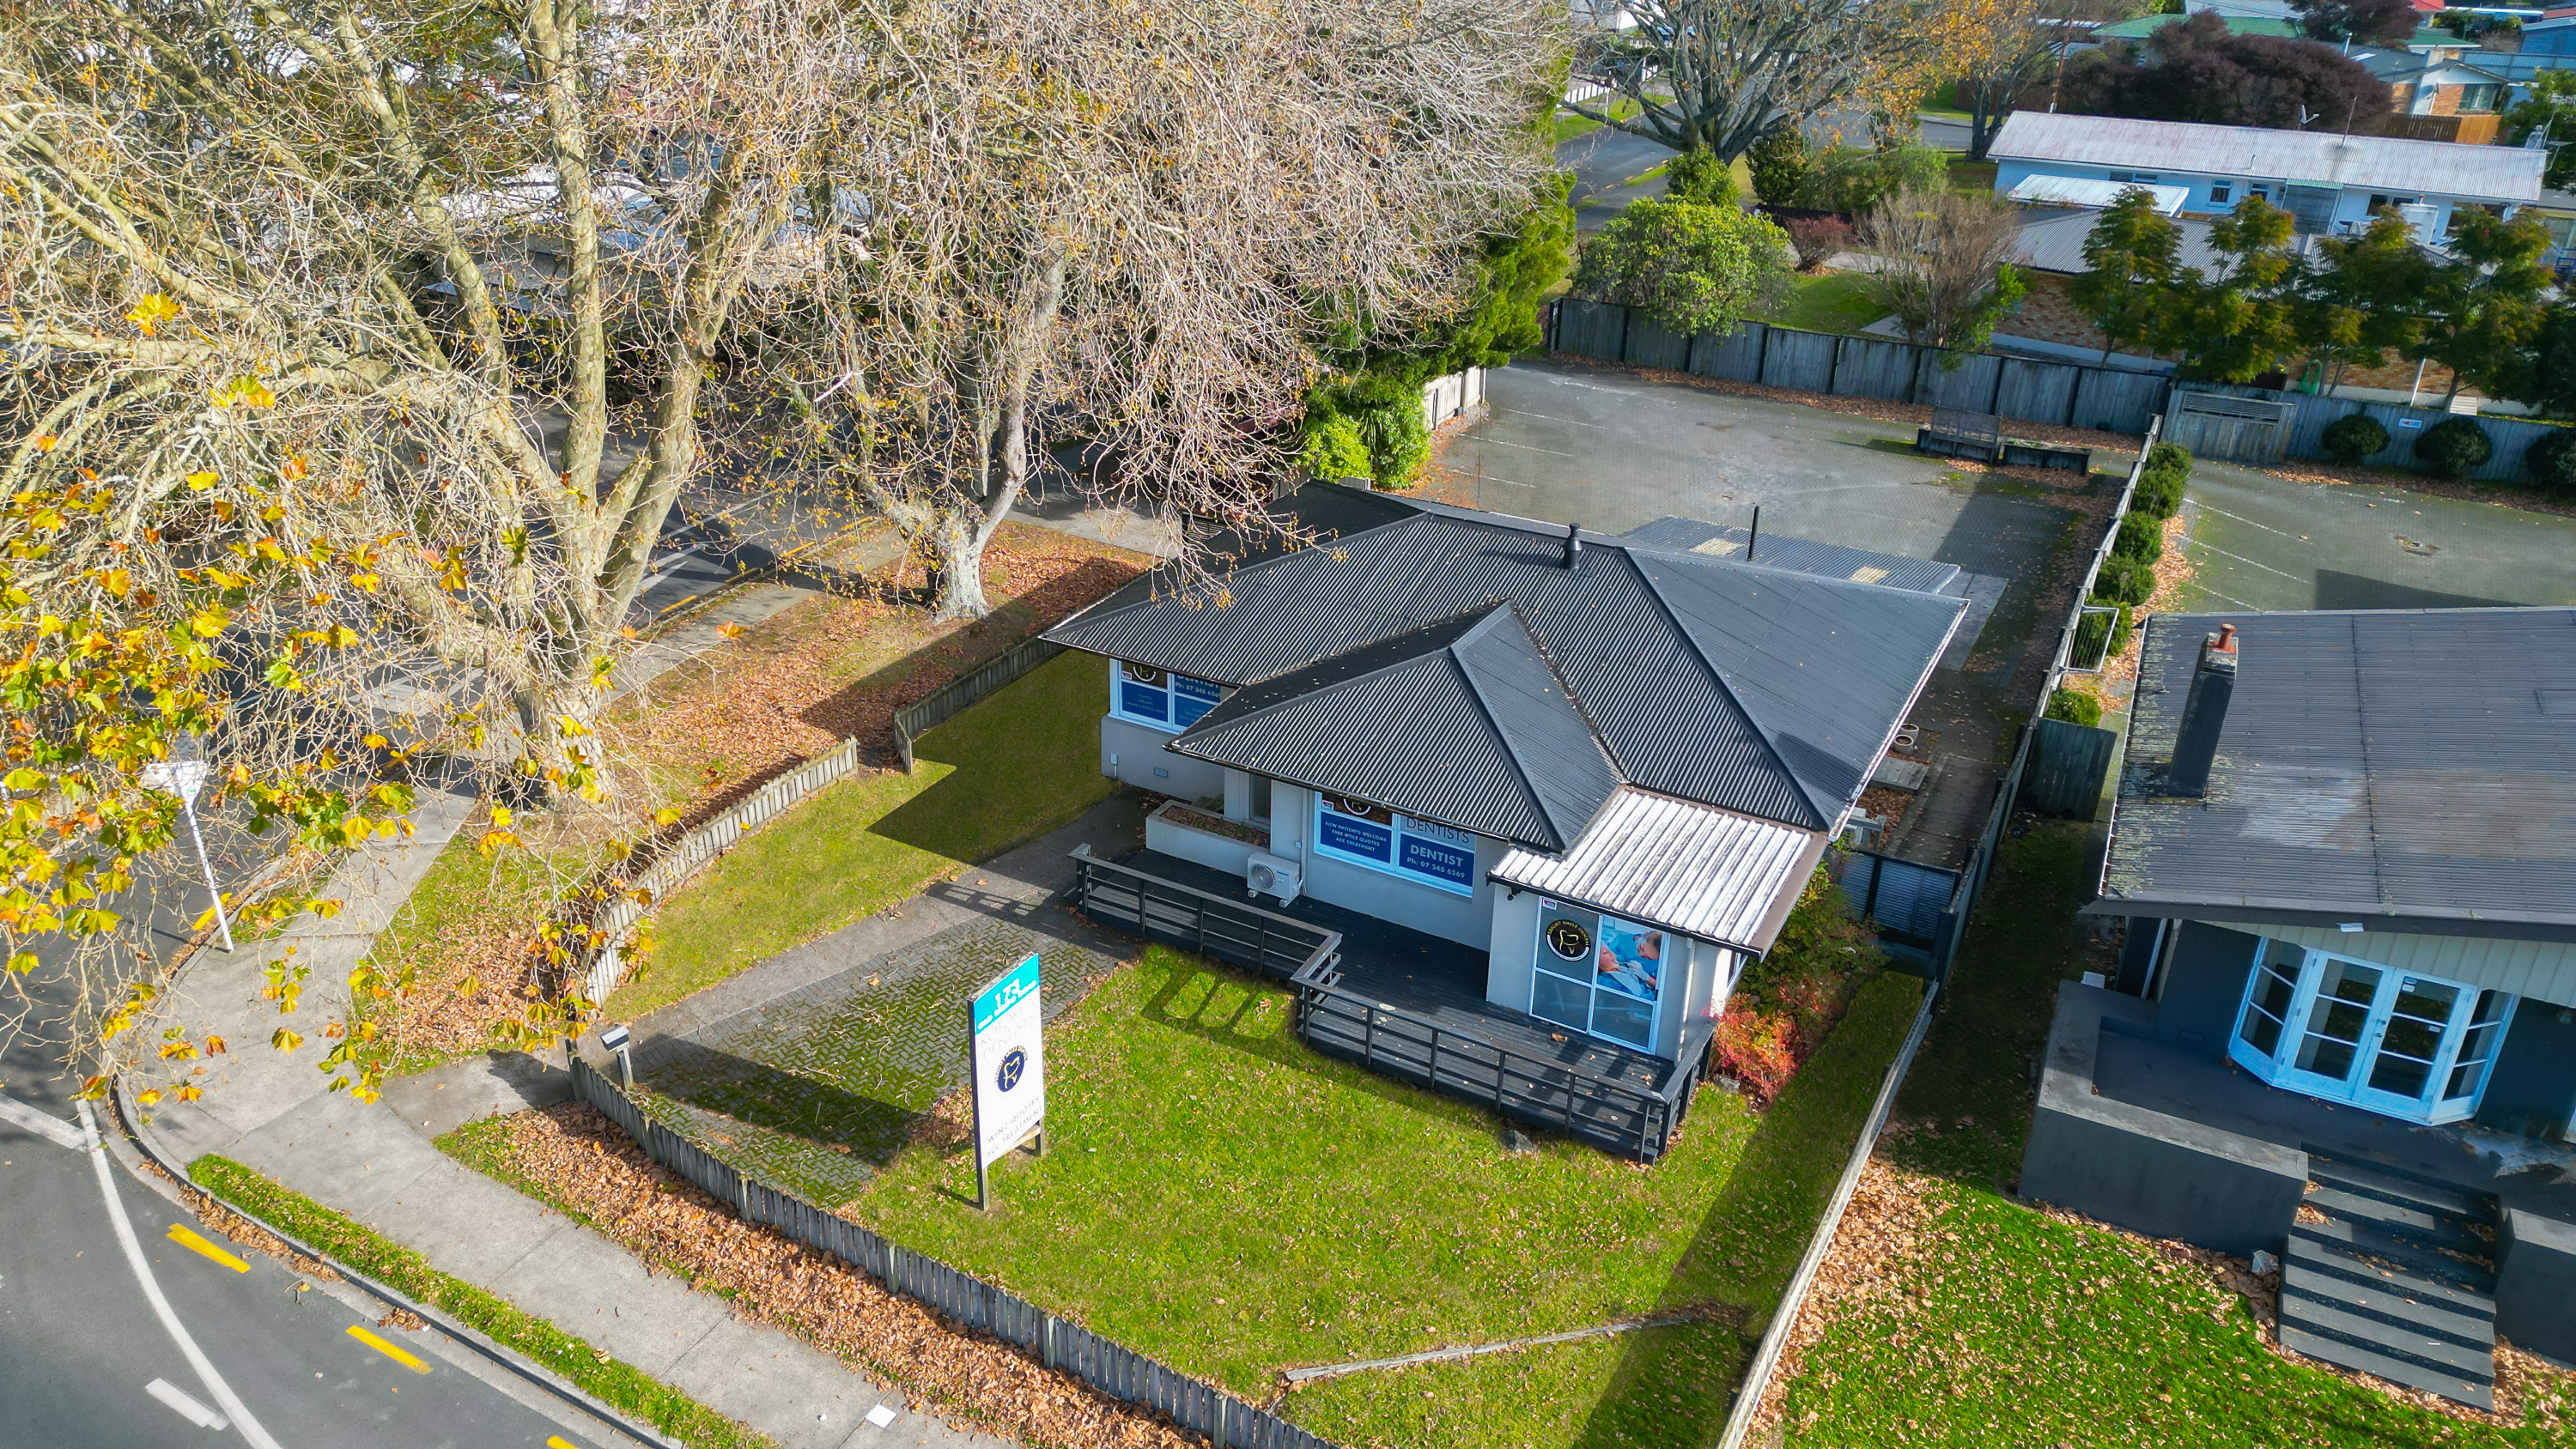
[2023,609,2576,1403]
[1987,111,2545,237]
[1048,483,1965,1156]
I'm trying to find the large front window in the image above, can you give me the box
[1530,902,1668,1052]
[2230,938,2515,1125]
[1112,660,1221,732]
[1311,793,1477,896]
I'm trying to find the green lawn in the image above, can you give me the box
[620,646,1117,1017]
[1554,99,1642,146]
[1774,824,2576,1446]
[848,944,1924,1446]
[1759,272,1885,336]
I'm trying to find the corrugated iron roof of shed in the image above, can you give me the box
[1988,112,2544,203]
[1491,788,1826,952]
[1616,517,1965,595]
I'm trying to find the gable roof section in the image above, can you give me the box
[1167,605,1618,851]
[2099,609,2576,932]
[1987,112,2543,204]
[1047,488,1966,834]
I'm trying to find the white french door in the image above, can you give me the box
[2231,939,2515,1126]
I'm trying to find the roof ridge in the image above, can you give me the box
[1175,601,1506,735]
[1624,551,1832,830]
[1616,535,1957,598]
[1444,604,1608,853]
[1044,504,1431,642]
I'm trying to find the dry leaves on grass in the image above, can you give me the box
[1750,1156,1941,1439]
[488,1102,1209,1449]
[2266,461,2576,522]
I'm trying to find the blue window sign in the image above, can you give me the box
[1314,794,1476,896]
[1112,661,1224,732]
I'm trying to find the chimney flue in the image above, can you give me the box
[1563,520,1583,569]
[2166,624,2239,797]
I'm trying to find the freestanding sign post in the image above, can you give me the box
[139,753,234,953]
[968,953,1047,1212]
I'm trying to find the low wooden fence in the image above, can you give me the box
[893,635,1065,773]
[2178,381,2568,482]
[1547,298,2172,436]
[570,1056,1334,1449]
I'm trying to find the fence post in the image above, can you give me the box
[1989,356,2006,415]
[2064,365,2087,427]
[1752,322,1771,385]
[1826,335,1848,395]
[1616,304,1633,364]
[1681,327,1698,376]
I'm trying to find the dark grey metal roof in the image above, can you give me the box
[1169,605,1619,851]
[2101,609,2576,932]
[1619,517,1966,597]
[1047,487,1966,834]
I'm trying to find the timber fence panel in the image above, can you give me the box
[1692,321,1767,381]
[1833,336,1923,403]
[893,637,1066,773]
[1623,315,1693,373]
[1552,298,1629,361]
[1759,327,1841,392]
[2170,384,2570,482]
[2081,370,2177,435]
[1926,352,2005,413]
[1993,356,2082,429]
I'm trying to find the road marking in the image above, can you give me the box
[1461,437,1582,459]
[1495,408,1616,431]
[547,1437,586,1449]
[76,1100,285,1449]
[346,1323,432,1374]
[0,1091,83,1151]
[167,1223,251,1273]
[2190,539,2305,581]
[866,1404,900,1428]
[146,1378,229,1431]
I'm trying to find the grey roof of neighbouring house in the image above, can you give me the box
[1047,486,1966,841]
[2096,609,2576,937]
[1988,112,2545,204]
[1618,517,1966,597]
[2012,208,2228,277]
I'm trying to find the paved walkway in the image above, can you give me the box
[143,570,1020,1449]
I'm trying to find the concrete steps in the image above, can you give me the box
[2279,1152,2500,1410]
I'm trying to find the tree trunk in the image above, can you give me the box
[927,506,991,620]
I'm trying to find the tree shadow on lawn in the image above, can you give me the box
[639,1040,933,1203]
[1563,971,1925,1449]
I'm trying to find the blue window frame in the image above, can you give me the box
[1530,901,1668,1053]
[1111,661,1221,732]
[2229,938,2516,1126]
[1311,793,1477,896]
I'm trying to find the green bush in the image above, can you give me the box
[2073,602,2135,666]
[1663,149,1739,207]
[2113,512,2165,564]
[2132,470,2184,520]
[1351,397,1428,489]
[2415,416,2494,480]
[1296,413,1371,482]
[2092,557,2154,607]
[2526,427,2576,495]
[1747,127,1808,207]
[1797,143,1947,215]
[2045,688,2104,727]
[2145,440,2191,475]
[2321,412,2391,465]
[1571,197,1792,336]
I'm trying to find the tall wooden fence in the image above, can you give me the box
[1547,298,2172,436]
[569,1058,1333,1449]
[2178,382,2568,483]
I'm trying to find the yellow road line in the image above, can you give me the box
[344,1324,431,1374]
[548,1438,586,1449]
[165,1224,249,1274]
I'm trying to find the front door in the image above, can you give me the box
[2232,939,2518,1125]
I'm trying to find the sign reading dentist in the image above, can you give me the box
[968,953,1048,1210]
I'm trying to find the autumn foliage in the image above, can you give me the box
[1713,863,1885,1104]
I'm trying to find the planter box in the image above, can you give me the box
[1145,801,1266,879]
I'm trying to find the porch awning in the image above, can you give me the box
[1490,788,1826,954]
[2208,920,2576,1009]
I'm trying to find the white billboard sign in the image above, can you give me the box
[969,954,1046,1204]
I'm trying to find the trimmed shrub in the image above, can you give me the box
[2322,412,2391,465]
[2092,557,2154,607]
[1663,149,1739,208]
[2415,416,2494,480]
[2527,427,2576,496]
[1783,215,1855,271]
[1352,397,1428,489]
[2074,602,2135,666]
[2046,687,2104,727]
[2132,470,2185,520]
[2113,512,2165,564]
[2146,440,2191,476]
[1747,127,1808,207]
[1296,413,1370,482]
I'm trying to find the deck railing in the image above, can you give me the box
[1066,844,1342,981]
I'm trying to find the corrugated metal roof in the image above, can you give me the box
[2203,921,2576,1009]
[2004,176,2193,214]
[2014,209,2227,276]
[1491,789,1825,951]
[1167,605,1619,851]
[1617,517,1965,595]
[1988,112,2544,203]
[1045,488,1965,834]
[2102,609,2576,929]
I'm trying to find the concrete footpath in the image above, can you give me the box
[138,570,1019,1449]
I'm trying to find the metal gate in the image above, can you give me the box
[1835,850,1959,950]
[2165,391,2294,464]
[2020,717,2120,819]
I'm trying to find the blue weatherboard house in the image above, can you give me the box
[1047,483,1965,1157]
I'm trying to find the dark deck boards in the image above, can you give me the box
[1117,850,1675,1094]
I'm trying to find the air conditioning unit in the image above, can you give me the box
[1246,852,1303,904]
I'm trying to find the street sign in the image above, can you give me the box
[598,1024,630,1052]
[968,954,1046,1210]
[138,760,208,803]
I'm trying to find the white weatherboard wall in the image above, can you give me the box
[1265,782,1502,949]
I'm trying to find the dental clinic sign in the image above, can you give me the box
[968,954,1047,1210]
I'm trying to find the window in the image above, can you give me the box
[1111,660,1221,732]
[2208,182,2233,205]
[2229,941,2518,1125]
[1531,902,1668,1052]
[2461,83,2501,114]
[1312,793,1477,895]
[2369,194,2421,215]
[2109,170,2160,184]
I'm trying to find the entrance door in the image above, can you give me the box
[2232,941,2519,1125]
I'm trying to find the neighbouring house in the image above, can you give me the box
[2023,609,2576,1405]
[2351,39,2511,143]
[1048,482,1965,1158]
[1988,111,2545,237]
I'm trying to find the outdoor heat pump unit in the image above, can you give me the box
[1246,852,1303,905]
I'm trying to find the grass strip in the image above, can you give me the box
[187,1155,772,1449]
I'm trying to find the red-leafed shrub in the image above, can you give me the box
[1709,863,1884,1106]
[1714,1010,1799,1103]
[1783,215,1855,272]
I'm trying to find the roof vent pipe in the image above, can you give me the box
[2166,623,2239,798]
[1563,520,1583,569]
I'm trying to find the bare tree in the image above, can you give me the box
[1856,187,2030,355]
[762,0,1560,619]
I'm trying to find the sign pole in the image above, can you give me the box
[970,994,992,1213]
[179,797,236,952]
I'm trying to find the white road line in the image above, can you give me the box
[1461,437,1583,459]
[76,1101,284,1449]
[0,1092,84,1151]
[2190,500,2302,538]
[1493,408,1617,431]
[147,1378,230,1432]
[2190,540,2305,581]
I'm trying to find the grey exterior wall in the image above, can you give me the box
[2020,985,2307,1258]
[2500,1209,2576,1367]
[2154,922,2260,1055]
[1485,886,1731,1060]
[1100,712,1227,804]
[1265,782,1502,951]
[2477,1005,2576,1143]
